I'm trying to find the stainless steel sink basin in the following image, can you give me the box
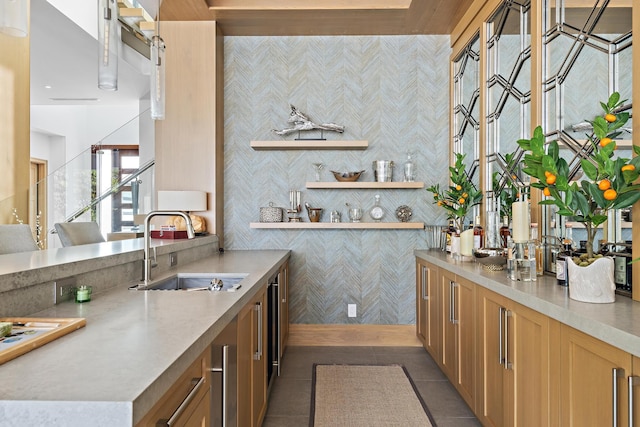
[132,273,248,292]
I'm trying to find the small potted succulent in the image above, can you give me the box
[427,152,483,233]
[515,92,640,302]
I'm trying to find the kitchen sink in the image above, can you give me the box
[131,273,248,292]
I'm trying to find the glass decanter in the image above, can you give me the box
[369,194,385,222]
[403,151,416,182]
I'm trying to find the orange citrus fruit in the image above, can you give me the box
[462,192,468,198]
[622,164,636,172]
[458,198,465,204]
[605,113,617,123]
[599,137,613,147]
[546,174,557,185]
[437,201,443,206]
[543,187,551,197]
[544,171,552,178]
[598,179,611,191]
[455,185,462,191]
[603,189,617,201]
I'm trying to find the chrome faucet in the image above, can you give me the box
[142,211,196,285]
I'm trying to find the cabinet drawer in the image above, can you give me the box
[137,349,211,427]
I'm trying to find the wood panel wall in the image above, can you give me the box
[0,28,30,224]
[154,21,224,246]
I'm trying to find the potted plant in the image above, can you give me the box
[427,152,483,233]
[515,92,640,302]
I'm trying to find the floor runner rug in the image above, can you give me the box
[310,364,436,427]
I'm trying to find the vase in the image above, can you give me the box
[567,257,615,303]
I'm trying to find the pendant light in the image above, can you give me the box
[150,33,165,120]
[98,0,118,91]
[0,0,28,37]
[150,7,165,121]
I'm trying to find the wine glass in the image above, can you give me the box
[312,163,325,182]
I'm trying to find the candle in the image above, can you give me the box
[75,286,92,303]
[512,201,529,242]
[460,228,474,257]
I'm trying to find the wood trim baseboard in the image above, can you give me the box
[288,324,422,347]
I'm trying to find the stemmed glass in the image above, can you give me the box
[312,163,325,182]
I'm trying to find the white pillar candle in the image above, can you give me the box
[512,201,529,242]
[460,228,474,257]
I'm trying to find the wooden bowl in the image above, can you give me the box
[330,170,364,182]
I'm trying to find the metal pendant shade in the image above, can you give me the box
[98,0,119,91]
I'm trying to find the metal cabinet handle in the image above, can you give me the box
[421,266,429,300]
[254,301,262,360]
[450,281,458,324]
[448,281,454,323]
[157,376,205,426]
[629,375,639,427]
[498,307,504,367]
[274,281,281,376]
[503,309,512,370]
[281,269,287,303]
[613,368,625,427]
[210,345,229,427]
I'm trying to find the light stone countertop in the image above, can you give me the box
[415,249,640,358]
[0,249,290,427]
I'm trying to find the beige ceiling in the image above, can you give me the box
[159,0,477,35]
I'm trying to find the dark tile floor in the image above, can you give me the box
[263,346,481,426]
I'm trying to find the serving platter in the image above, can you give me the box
[0,317,86,365]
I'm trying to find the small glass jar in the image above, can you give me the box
[75,285,92,303]
[403,151,416,182]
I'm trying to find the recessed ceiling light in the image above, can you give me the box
[44,85,52,89]
[49,98,100,102]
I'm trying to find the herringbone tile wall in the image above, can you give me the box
[224,36,451,324]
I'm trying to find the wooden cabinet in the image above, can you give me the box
[415,258,439,359]
[477,287,552,427]
[633,356,640,427]
[238,286,267,427]
[560,325,633,427]
[439,269,475,408]
[136,349,211,427]
[279,261,290,358]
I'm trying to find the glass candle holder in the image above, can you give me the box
[75,285,92,303]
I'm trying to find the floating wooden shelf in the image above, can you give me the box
[306,181,424,189]
[250,222,424,229]
[250,140,368,150]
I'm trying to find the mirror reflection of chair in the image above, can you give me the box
[54,222,106,247]
[0,224,39,254]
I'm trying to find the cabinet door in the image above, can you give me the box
[560,325,632,427]
[252,288,268,427]
[511,301,551,427]
[440,268,457,381]
[237,301,254,427]
[176,390,211,427]
[455,275,476,408]
[477,287,509,427]
[416,259,439,358]
[632,356,640,427]
[279,262,289,356]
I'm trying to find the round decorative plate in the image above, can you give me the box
[395,205,412,222]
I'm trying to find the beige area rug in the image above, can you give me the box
[311,364,436,427]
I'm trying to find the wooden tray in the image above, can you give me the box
[0,317,86,365]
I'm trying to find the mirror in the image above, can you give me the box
[452,34,481,223]
[485,0,532,222]
[541,0,633,264]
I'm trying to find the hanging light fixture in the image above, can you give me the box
[98,0,118,91]
[0,0,28,37]
[150,8,165,121]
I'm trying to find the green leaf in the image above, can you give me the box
[557,208,574,216]
[580,159,598,180]
[633,145,640,156]
[573,191,590,216]
[548,140,559,161]
[591,215,608,227]
[611,191,640,210]
[608,92,620,108]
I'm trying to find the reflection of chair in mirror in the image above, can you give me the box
[55,222,106,247]
[0,224,39,254]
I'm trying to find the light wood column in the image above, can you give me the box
[155,21,225,245]
[0,18,30,224]
[633,1,639,302]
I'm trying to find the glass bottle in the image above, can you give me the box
[473,215,484,249]
[445,219,455,253]
[403,151,416,182]
[531,223,544,276]
[556,239,573,287]
[500,216,511,248]
[369,194,385,222]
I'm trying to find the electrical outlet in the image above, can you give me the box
[169,252,178,267]
[55,277,77,304]
[348,304,357,318]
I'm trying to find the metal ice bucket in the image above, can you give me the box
[373,160,394,182]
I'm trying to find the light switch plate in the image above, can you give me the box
[55,277,76,304]
[348,304,357,318]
